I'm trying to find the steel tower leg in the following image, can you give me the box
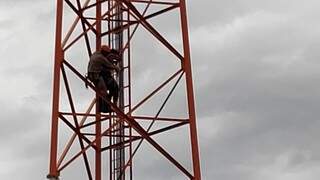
[96,1,102,180]
[179,0,202,179]
[48,0,63,179]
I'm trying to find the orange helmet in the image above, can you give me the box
[100,45,111,53]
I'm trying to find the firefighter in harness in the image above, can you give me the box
[87,45,121,113]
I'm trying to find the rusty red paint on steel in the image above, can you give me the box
[48,0,201,179]
[48,0,63,178]
[63,59,193,178]
[95,1,102,180]
[179,0,201,179]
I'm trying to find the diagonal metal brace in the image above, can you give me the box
[117,0,184,61]
[63,60,193,179]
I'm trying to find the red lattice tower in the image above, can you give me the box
[47,0,201,179]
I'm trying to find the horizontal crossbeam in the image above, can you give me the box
[101,121,189,151]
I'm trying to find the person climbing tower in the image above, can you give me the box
[87,45,121,112]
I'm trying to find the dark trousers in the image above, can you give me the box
[88,72,119,113]
[100,74,119,112]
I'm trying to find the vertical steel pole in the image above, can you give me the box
[115,3,125,180]
[48,0,63,179]
[179,0,201,179]
[96,0,102,179]
[127,7,133,180]
[108,2,112,180]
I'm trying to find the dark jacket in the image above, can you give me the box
[87,51,120,74]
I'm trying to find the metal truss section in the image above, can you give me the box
[48,0,201,179]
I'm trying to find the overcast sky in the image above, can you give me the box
[1,0,320,180]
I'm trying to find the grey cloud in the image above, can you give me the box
[2,0,320,180]
[189,2,320,179]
